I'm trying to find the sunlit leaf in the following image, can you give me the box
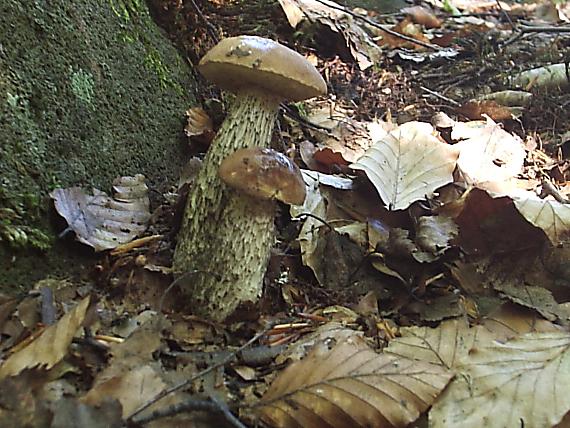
[430,332,570,428]
[259,336,453,428]
[351,122,458,211]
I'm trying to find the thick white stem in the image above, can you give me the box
[173,92,281,320]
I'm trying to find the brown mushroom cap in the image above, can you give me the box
[198,36,327,102]
[219,147,307,205]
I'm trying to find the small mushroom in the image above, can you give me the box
[219,147,306,206]
[173,36,326,321]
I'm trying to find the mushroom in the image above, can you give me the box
[173,36,326,321]
[219,147,306,206]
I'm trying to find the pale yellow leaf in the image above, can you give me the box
[0,297,90,379]
[259,336,453,428]
[430,332,570,428]
[351,122,458,211]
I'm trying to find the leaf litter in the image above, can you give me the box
[3,0,570,427]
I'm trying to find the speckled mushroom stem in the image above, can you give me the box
[173,91,281,320]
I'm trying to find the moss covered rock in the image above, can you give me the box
[0,0,196,290]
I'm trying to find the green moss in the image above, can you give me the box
[0,0,197,290]
[70,68,95,105]
[0,191,53,251]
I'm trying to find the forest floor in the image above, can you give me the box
[2,1,570,427]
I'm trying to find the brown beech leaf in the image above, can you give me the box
[430,332,570,428]
[401,6,442,29]
[0,297,90,379]
[385,318,480,370]
[351,122,458,211]
[258,336,453,428]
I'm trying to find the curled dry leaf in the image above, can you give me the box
[258,336,453,428]
[51,175,151,251]
[184,106,214,144]
[0,297,90,379]
[351,121,458,211]
[511,190,570,244]
[456,100,516,121]
[430,332,570,428]
[277,0,382,70]
[290,178,327,284]
[477,90,533,107]
[307,104,375,165]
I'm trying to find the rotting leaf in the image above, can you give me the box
[494,282,569,322]
[0,297,90,379]
[258,336,453,428]
[415,215,458,255]
[351,121,458,211]
[430,332,570,428]
[51,175,151,251]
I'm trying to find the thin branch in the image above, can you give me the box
[129,397,246,428]
[126,324,273,423]
[311,0,442,51]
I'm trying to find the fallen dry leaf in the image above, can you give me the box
[430,332,570,428]
[277,0,382,69]
[385,318,480,369]
[0,297,90,379]
[51,175,151,251]
[351,121,458,211]
[415,215,458,255]
[453,118,526,188]
[259,336,453,428]
[184,106,214,144]
[511,190,570,244]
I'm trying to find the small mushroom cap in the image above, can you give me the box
[199,36,327,102]
[219,147,307,205]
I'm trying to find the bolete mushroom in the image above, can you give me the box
[219,147,306,206]
[173,36,326,321]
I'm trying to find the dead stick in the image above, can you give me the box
[126,324,273,423]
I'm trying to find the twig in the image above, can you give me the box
[420,86,461,106]
[292,213,334,232]
[495,0,514,30]
[129,396,245,428]
[40,286,56,326]
[540,179,570,204]
[311,0,442,51]
[126,324,273,423]
[519,25,570,34]
[188,0,220,43]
